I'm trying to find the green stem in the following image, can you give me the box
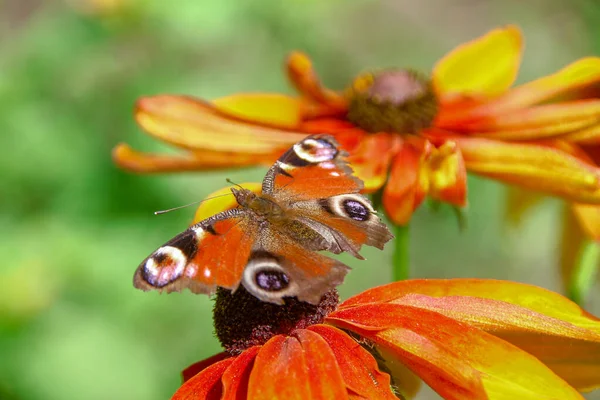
[392,224,411,281]
[568,240,600,305]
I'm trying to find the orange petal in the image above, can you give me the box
[329,303,584,399]
[433,25,522,100]
[172,357,233,400]
[457,137,600,204]
[308,325,398,399]
[112,143,276,173]
[182,352,230,383]
[135,95,306,153]
[212,93,304,129]
[562,123,600,144]
[247,333,347,399]
[339,279,600,392]
[382,141,425,225]
[221,346,260,399]
[453,100,600,138]
[192,182,262,224]
[572,202,600,240]
[347,133,398,192]
[286,51,348,111]
[293,329,349,399]
[471,57,600,116]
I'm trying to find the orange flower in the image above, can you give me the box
[174,279,600,400]
[113,25,600,231]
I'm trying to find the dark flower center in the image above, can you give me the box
[346,69,438,134]
[213,286,339,355]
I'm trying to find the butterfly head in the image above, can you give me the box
[230,187,257,208]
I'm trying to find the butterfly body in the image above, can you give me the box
[134,135,393,304]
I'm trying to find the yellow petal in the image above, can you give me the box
[112,143,275,173]
[286,51,348,111]
[135,95,306,153]
[562,123,600,144]
[573,202,600,240]
[457,138,600,204]
[433,25,522,99]
[212,93,304,129]
[560,204,588,291]
[191,182,262,224]
[472,57,600,116]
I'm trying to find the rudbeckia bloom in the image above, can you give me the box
[174,279,600,400]
[113,25,600,234]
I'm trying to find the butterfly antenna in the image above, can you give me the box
[225,178,246,190]
[154,193,233,215]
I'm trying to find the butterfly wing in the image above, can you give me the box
[134,208,257,295]
[263,134,393,257]
[239,235,349,305]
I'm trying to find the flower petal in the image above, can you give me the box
[221,346,260,399]
[339,279,600,391]
[308,325,398,399]
[503,186,546,227]
[457,137,600,204]
[212,93,304,129]
[563,123,600,144]
[172,357,233,400]
[453,100,600,138]
[286,51,347,111]
[382,140,425,225]
[182,352,231,383]
[112,143,277,173]
[478,57,600,115]
[247,332,347,400]
[192,182,262,224]
[329,303,585,400]
[420,140,467,207]
[347,133,398,192]
[560,204,589,291]
[135,95,306,153]
[293,329,349,399]
[433,25,522,99]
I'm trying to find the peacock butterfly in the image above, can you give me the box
[133,134,393,304]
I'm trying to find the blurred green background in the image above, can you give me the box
[1,0,599,399]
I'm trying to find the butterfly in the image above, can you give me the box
[134,134,393,305]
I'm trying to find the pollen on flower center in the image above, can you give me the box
[213,285,339,355]
[347,69,438,134]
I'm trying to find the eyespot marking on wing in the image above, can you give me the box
[141,246,187,287]
[320,194,375,222]
[241,251,300,304]
[288,137,339,166]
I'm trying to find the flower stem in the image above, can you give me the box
[568,240,600,305]
[392,224,411,281]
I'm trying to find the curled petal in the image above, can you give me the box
[286,51,348,111]
[221,346,260,399]
[192,182,262,224]
[382,141,425,225]
[135,95,306,153]
[348,133,398,192]
[433,25,522,100]
[112,143,276,173]
[172,357,233,400]
[308,325,398,399]
[457,137,600,204]
[329,303,585,400]
[420,141,467,207]
[472,57,600,116]
[212,94,305,129]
